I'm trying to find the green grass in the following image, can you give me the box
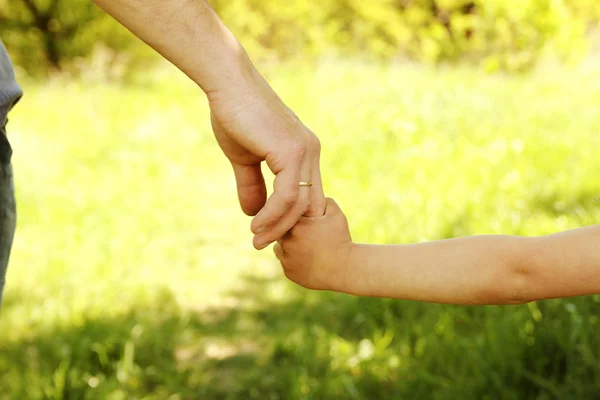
[1,62,599,399]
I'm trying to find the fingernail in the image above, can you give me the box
[255,227,265,234]
[257,241,271,250]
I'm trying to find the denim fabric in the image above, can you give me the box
[0,39,22,126]
[0,126,16,308]
[0,39,19,309]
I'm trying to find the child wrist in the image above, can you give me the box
[329,242,367,296]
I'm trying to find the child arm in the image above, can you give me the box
[276,198,600,305]
[524,225,600,302]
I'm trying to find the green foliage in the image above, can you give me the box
[213,0,600,70]
[0,0,157,78]
[1,63,599,398]
[2,0,600,75]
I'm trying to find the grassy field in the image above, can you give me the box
[0,62,599,399]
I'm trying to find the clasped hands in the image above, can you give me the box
[209,70,349,293]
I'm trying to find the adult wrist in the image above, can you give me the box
[162,0,260,97]
[195,45,259,100]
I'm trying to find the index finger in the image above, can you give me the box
[250,153,302,235]
[252,153,312,249]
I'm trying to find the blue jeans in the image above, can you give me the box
[0,125,16,307]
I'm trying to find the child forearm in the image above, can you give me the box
[347,235,529,305]
[525,224,600,301]
[277,199,600,304]
[347,224,600,304]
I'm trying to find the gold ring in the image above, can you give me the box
[299,181,313,187]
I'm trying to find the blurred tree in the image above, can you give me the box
[0,0,599,77]
[0,0,100,71]
[212,0,599,71]
[0,0,157,78]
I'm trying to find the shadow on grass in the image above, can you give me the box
[1,275,600,399]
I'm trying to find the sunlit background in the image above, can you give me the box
[1,0,600,398]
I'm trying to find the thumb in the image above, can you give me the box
[301,197,343,221]
[324,197,343,217]
[232,163,267,216]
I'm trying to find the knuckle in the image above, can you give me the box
[289,138,308,159]
[267,151,286,174]
[310,134,321,154]
[282,191,299,208]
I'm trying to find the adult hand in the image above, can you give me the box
[91,0,325,248]
[208,71,326,250]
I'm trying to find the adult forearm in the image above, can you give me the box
[92,0,256,95]
[348,235,527,305]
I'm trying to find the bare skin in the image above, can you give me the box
[91,0,599,303]
[92,0,326,249]
[275,199,600,305]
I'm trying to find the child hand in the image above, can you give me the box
[274,198,356,292]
